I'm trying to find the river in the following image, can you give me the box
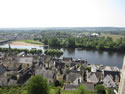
[0,44,124,68]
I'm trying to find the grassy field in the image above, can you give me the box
[100,33,125,41]
[15,40,44,45]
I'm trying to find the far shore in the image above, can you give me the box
[11,41,43,46]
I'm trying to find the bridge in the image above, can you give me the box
[0,38,16,45]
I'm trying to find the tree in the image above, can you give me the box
[7,87,22,94]
[76,85,89,94]
[43,38,48,45]
[95,85,106,94]
[48,38,61,47]
[54,80,64,87]
[66,37,75,48]
[26,75,49,94]
[45,49,63,58]
[107,88,115,94]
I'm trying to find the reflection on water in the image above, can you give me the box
[62,48,75,55]
[62,48,124,68]
[0,44,124,68]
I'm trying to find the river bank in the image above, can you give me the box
[11,41,43,46]
[0,44,124,68]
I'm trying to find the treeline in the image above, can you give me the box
[41,36,125,51]
[0,48,42,55]
[45,49,63,58]
[75,37,125,51]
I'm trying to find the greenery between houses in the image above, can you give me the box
[0,75,115,94]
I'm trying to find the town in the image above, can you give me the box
[0,43,120,93]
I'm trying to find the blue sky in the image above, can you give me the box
[0,0,125,28]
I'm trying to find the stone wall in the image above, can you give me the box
[118,56,125,94]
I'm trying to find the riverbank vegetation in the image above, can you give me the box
[0,48,42,55]
[41,36,125,51]
[27,30,125,51]
[45,49,63,58]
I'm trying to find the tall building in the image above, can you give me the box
[118,56,125,94]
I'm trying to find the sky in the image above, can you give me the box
[0,0,125,28]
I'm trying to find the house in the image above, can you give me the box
[103,75,116,88]
[111,66,120,72]
[8,79,17,85]
[66,73,82,85]
[91,65,97,72]
[81,82,94,91]
[87,73,99,84]
[0,78,8,86]
[35,68,55,84]
[4,57,33,71]
[95,72,103,81]
[17,67,33,84]
[104,71,120,85]
[104,66,112,71]
[0,64,6,77]
[63,57,72,62]
[55,62,65,69]
[15,57,33,65]
[91,33,99,37]
[17,52,25,57]
[44,56,54,68]
[64,84,79,91]
[0,52,5,60]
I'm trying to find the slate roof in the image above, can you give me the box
[35,68,54,79]
[67,73,81,82]
[64,84,79,90]
[88,73,99,84]
[55,62,65,69]
[15,57,33,64]
[0,64,6,76]
[94,72,102,81]
[0,78,8,86]
[103,75,116,88]
[82,82,94,91]
[8,79,17,85]
[104,71,120,81]
[67,70,82,74]
[63,57,72,61]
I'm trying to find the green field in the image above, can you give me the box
[100,33,125,41]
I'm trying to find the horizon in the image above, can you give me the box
[0,26,125,29]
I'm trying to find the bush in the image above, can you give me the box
[26,75,49,94]
[95,85,106,94]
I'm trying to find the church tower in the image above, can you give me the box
[8,43,12,56]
